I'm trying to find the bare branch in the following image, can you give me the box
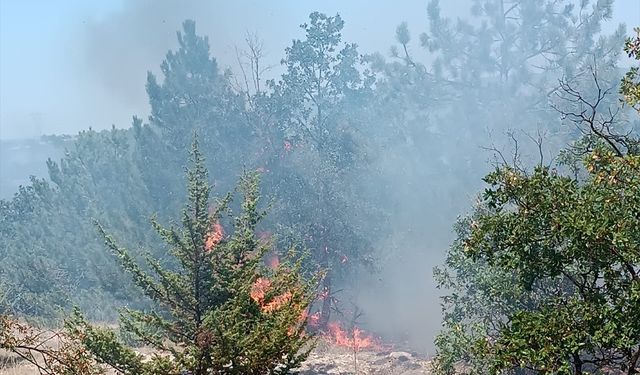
[553,70,627,157]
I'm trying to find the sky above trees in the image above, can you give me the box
[1,0,638,139]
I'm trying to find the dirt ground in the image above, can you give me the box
[295,344,433,374]
[1,344,433,375]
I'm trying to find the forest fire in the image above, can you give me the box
[324,322,381,352]
[250,277,326,331]
[301,310,321,328]
[2,3,638,375]
[250,277,294,313]
[250,277,271,305]
[204,221,224,251]
[262,291,293,313]
[320,322,384,374]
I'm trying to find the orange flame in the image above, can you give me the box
[204,221,224,251]
[287,325,298,337]
[325,322,380,352]
[288,309,320,337]
[250,277,293,313]
[262,291,293,313]
[250,277,272,304]
[300,310,321,328]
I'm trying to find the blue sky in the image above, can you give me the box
[1,0,638,139]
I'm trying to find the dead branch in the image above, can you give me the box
[551,67,632,157]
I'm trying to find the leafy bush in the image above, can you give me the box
[435,131,640,374]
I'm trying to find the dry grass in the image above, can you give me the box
[1,318,432,375]
[0,318,126,375]
[0,350,35,375]
[2,343,434,375]
[0,348,159,375]
[1,343,159,375]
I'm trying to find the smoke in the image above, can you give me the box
[76,0,627,353]
[2,0,637,355]
[82,0,218,113]
[78,0,473,116]
[78,2,468,352]
[79,0,325,114]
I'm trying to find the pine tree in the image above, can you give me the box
[66,137,316,374]
[266,12,380,329]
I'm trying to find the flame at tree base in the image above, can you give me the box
[321,321,385,374]
[323,322,382,352]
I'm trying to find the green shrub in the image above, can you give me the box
[65,138,318,374]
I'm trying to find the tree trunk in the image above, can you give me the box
[318,274,332,331]
[629,346,640,375]
[573,353,583,375]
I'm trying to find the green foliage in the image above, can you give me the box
[263,12,383,326]
[0,127,162,319]
[140,20,248,210]
[0,9,632,365]
[2,3,624,321]
[621,27,640,111]
[67,138,316,374]
[146,20,244,151]
[434,148,640,374]
[432,16,639,375]
[433,211,557,374]
[0,21,248,319]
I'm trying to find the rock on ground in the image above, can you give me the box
[294,343,432,375]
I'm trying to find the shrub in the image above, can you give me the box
[63,138,318,374]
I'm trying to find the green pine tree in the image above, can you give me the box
[66,137,317,374]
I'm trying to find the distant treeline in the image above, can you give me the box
[0,136,72,199]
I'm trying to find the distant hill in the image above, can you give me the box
[0,135,72,199]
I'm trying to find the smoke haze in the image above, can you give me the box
[1,0,639,354]
[3,0,635,140]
